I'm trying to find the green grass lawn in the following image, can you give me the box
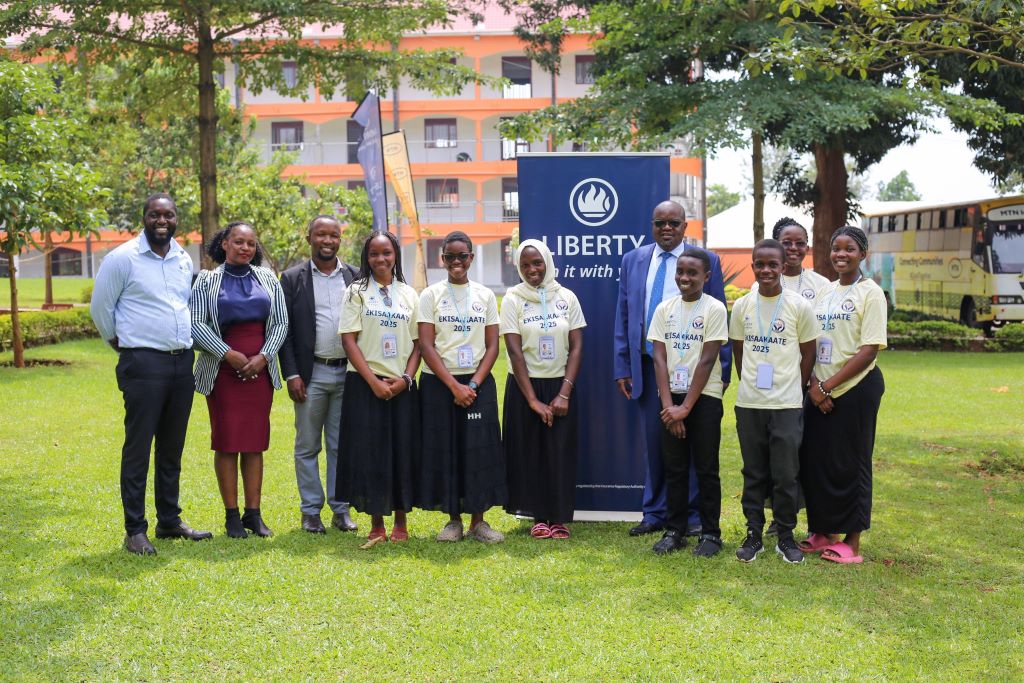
[1,341,1022,680]
[1,277,93,309]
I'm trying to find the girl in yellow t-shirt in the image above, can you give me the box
[337,232,421,543]
[417,231,505,544]
[501,239,586,540]
[799,226,887,565]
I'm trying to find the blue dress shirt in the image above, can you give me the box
[90,232,194,351]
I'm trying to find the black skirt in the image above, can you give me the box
[415,371,506,515]
[335,371,418,516]
[800,366,885,534]
[503,376,578,524]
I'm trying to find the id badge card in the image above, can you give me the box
[817,337,833,365]
[539,335,556,361]
[755,362,774,390]
[671,365,690,393]
[457,344,475,368]
[381,333,398,359]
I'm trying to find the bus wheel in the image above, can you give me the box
[959,298,977,328]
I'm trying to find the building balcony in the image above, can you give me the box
[258,138,585,166]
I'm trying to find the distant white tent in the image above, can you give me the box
[706,196,927,249]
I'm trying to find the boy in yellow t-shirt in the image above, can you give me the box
[729,239,818,564]
[647,248,728,558]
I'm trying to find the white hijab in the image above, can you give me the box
[510,239,562,303]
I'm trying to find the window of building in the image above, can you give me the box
[282,61,298,89]
[347,180,366,190]
[575,55,595,84]
[425,118,458,148]
[500,117,529,160]
[502,177,519,221]
[425,238,446,267]
[271,121,304,151]
[347,120,362,164]
[426,179,459,205]
[51,247,83,276]
[501,56,532,98]
[0,253,9,278]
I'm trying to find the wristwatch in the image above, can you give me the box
[468,380,479,391]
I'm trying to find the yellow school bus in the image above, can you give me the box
[861,196,1024,333]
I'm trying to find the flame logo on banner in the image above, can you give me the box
[569,177,619,227]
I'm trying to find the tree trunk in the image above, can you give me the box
[751,131,765,242]
[812,142,848,280]
[43,232,53,306]
[197,10,219,269]
[7,252,24,368]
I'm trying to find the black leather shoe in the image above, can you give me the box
[124,532,156,555]
[302,513,326,534]
[652,530,687,555]
[685,523,703,537]
[242,512,273,537]
[629,521,662,537]
[155,520,213,541]
[332,510,358,532]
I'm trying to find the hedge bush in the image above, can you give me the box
[994,323,1024,351]
[887,319,978,350]
[79,282,93,303]
[0,308,99,351]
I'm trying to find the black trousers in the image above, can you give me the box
[735,407,803,539]
[116,348,195,535]
[662,393,723,538]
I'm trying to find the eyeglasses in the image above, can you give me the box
[781,240,808,248]
[652,219,684,229]
[442,252,471,263]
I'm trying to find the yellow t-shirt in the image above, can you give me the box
[751,268,832,305]
[418,280,498,374]
[646,294,728,399]
[729,288,818,409]
[500,287,587,378]
[338,279,419,379]
[812,278,888,398]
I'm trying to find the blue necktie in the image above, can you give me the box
[645,252,672,355]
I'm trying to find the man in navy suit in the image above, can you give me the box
[614,200,732,538]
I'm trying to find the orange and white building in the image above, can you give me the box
[8,6,706,289]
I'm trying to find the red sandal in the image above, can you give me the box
[549,524,570,539]
[367,527,388,542]
[530,522,552,539]
[390,526,409,542]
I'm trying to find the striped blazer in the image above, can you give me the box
[190,264,289,396]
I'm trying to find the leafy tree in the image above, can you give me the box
[877,170,922,202]
[706,183,741,217]
[2,1,479,255]
[504,0,928,274]
[0,59,108,368]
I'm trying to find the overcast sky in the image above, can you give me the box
[706,116,1004,205]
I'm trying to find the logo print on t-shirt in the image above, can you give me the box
[772,319,786,333]
[692,316,704,329]
[841,299,856,313]
[472,302,485,313]
[556,300,569,311]
[801,288,815,299]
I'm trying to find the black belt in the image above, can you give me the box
[313,356,347,367]
[126,347,189,356]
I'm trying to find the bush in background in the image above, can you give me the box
[79,282,93,303]
[887,320,978,349]
[994,323,1024,351]
[0,308,98,351]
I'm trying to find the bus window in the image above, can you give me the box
[991,224,1024,274]
[921,211,932,230]
[895,214,905,232]
[887,215,896,232]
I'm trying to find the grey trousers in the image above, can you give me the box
[735,407,803,538]
[293,363,348,515]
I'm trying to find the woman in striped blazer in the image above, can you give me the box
[191,221,289,539]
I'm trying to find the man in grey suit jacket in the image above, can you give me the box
[279,215,360,533]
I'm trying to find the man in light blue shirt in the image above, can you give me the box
[91,193,212,555]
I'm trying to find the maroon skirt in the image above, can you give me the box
[206,321,273,453]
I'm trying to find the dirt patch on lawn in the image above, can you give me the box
[0,359,71,367]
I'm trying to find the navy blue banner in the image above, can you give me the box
[352,92,388,232]
[518,154,669,516]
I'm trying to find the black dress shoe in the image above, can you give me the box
[332,510,358,532]
[685,523,703,537]
[302,513,326,534]
[242,511,273,537]
[155,520,213,541]
[629,521,662,537]
[124,532,156,555]
[652,530,688,555]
